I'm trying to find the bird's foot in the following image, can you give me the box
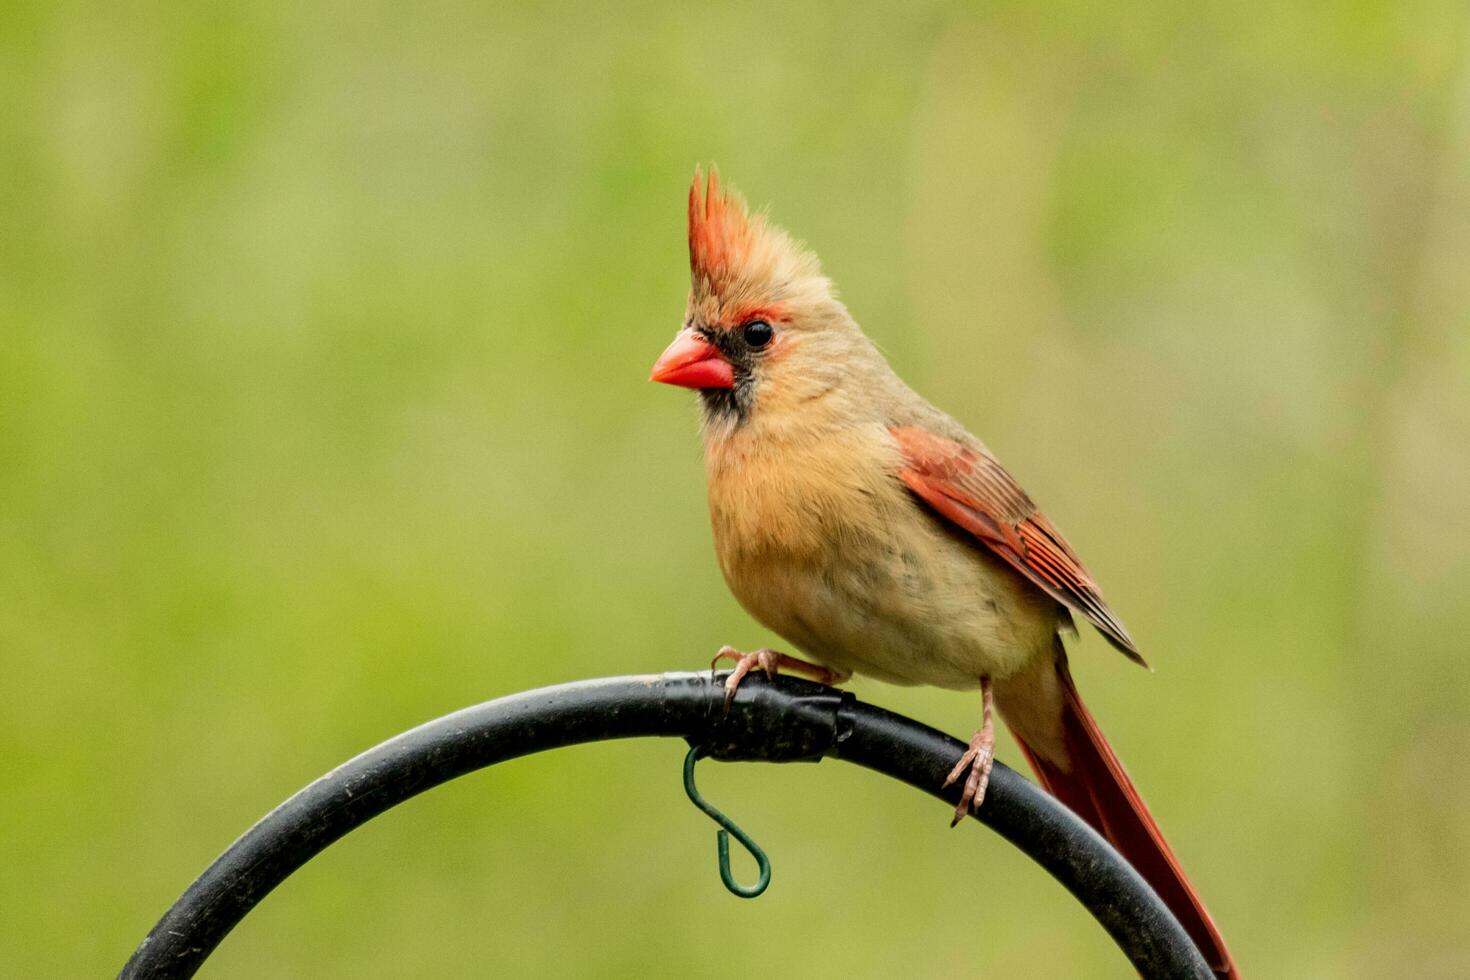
[943,676,996,827]
[711,646,844,710]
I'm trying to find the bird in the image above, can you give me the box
[649,168,1238,978]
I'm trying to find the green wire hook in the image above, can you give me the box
[682,745,772,899]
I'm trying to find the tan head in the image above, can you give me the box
[650,168,878,434]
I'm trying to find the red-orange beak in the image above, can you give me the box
[649,329,735,390]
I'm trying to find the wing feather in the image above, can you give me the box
[890,425,1144,664]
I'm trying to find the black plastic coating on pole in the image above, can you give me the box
[119,672,1213,979]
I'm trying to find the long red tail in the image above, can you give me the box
[1010,663,1239,979]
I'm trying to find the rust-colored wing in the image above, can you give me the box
[890,425,1144,664]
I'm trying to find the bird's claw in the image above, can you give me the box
[943,729,996,826]
[713,646,777,710]
[711,646,842,712]
[944,678,996,827]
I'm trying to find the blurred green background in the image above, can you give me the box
[3,1,1469,976]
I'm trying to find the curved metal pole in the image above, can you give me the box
[119,672,1212,979]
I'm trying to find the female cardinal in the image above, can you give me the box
[650,169,1237,978]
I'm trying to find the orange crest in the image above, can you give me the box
[687,167,756,294]
[683,167,828,322]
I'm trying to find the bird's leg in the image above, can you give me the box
[711,645,847,710]
[943,676,996,827]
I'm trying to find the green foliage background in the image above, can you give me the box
[4,2,1469,976]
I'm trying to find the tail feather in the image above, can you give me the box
[1010,661,1239,979]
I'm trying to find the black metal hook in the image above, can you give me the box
[120,673,1214,979]
[682,744,771,898]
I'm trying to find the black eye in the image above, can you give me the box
[742,320,774,349]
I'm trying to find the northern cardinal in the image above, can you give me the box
[650,169,1237,978]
